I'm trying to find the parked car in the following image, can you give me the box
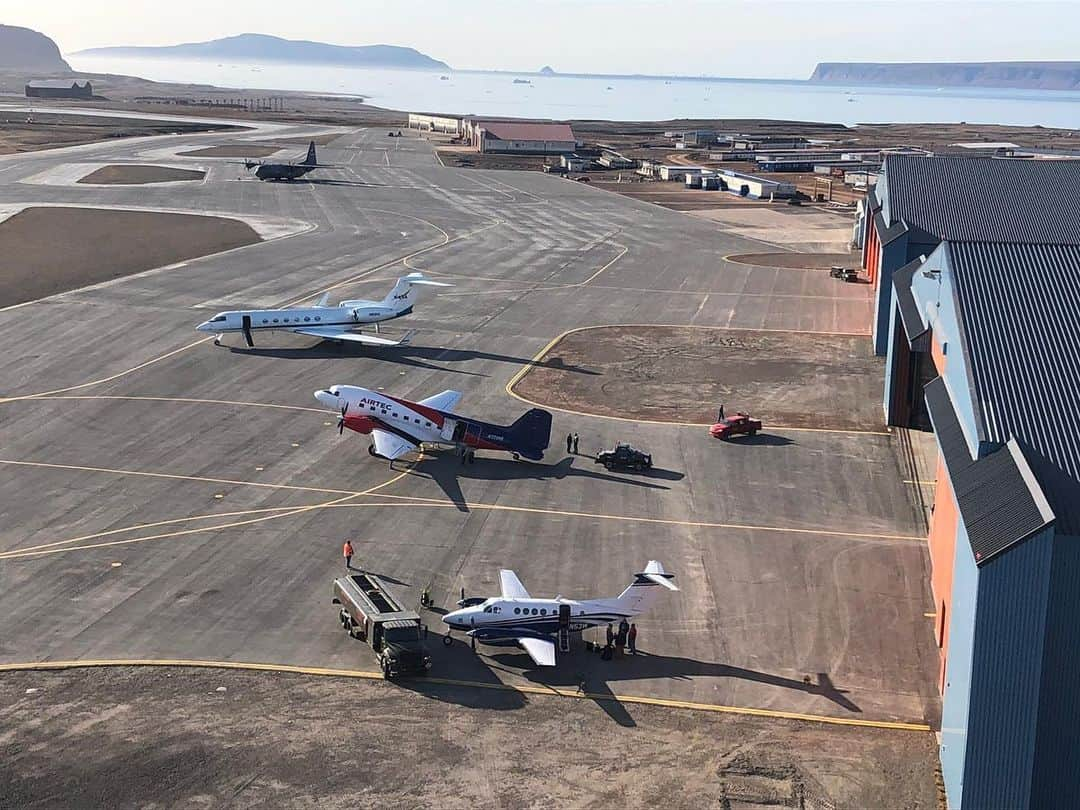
[595,442,652,471]
[710,413,762,440]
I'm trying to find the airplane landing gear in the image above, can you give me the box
[512,452,520,460]
[442,632,453,647]
[368,444,377,457]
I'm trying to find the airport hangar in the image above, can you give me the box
[461,119,577,154]
[860,155,1080,809]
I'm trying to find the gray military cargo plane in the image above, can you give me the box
[243,141,335,181]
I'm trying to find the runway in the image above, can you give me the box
[0,112,937,735]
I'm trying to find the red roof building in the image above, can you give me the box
[463,118,576,154]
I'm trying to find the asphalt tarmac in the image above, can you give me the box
[0,110,939,804]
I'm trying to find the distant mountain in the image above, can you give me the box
[539,66,556,76]
[75,33,449,71]
[810,61,1080,91]
[0,24,70,71]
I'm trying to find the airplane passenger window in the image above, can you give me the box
[304,317,310,322]
[532,609,538,615]
[540,609,547,615]
[425,422,431,427]
[514,608,520,614]
[315,316,321,321]
[272,318,279,323]
[261,319,268,324]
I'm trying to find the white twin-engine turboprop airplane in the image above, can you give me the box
[441,561,678,666]
[195,272,450,347]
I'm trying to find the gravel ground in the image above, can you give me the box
[0,666,939,810]
[512,325,884,430]
[76,165,206,185]
[0,206,259,306]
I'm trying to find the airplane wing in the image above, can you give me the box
[499,569,530,599]
[418,390,463,412]
[518,637,556,667]
[371,428,418,460]
[292,326,412,346]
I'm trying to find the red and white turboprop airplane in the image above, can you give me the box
[314,385,553,462]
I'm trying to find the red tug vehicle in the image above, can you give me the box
[709,412,762,440]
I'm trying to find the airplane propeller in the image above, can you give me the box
[337,405,348,435]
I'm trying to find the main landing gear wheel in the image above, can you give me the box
[442,634,453,647]
[368,445,377,457]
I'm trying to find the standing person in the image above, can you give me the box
[614,632,625,658]
[572,433,579,454]
[717,403,725,422]
[566,432,573,453]
[342,539,354,570]
[606,623,614,647]
[628,623,638,655]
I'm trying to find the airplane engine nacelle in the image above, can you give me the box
[342,415,376,434]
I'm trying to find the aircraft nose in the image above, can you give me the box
[314,389,338,409]
[195,321,211,332]
[442,609,463,628]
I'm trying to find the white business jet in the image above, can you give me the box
[441,561,678,666]
[196,272,450,347]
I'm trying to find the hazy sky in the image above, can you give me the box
[6,0,1079,78]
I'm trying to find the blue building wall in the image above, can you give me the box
[962,529,1054,810]
[1031,531,1080,809]
[939,517,978,809]
[882,300,899,421]
[872,232,909,355]
[906,245,983,456]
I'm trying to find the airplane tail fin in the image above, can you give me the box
[613,561,678,614]
[508,408,552,460]
[379,272,452,314]
[302,141,317,165]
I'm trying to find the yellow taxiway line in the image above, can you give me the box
[505,324,888,435]
[0,458,358,497]
[27,395,326,414]
[0,338,214,404]
[0,658,930,733]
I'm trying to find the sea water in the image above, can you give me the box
[70,54,1080,129]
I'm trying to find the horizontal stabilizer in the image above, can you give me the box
[643,572,679,591]
[403,272,453,288]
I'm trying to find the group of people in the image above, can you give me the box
[602,618,637,659]
[565,432,580,454]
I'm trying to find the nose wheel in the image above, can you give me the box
[442,632,453,647]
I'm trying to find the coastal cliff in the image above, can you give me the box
[810,61,1080,91]
[0,24,71,71]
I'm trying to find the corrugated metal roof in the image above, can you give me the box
[925,377,1054,564]
[949,241,1080,535]
[881,155,1080,244]
[478,121,575,142]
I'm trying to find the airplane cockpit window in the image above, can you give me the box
[210,315,226,322]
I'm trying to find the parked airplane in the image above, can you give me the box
[242,141,336,181]
[313,385,552,462]
[196,272,449,347]
[441,561,678,666]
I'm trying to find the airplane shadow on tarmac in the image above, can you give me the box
[491,648,862,723]
[400,453,683,513]
[227,342,598,379]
